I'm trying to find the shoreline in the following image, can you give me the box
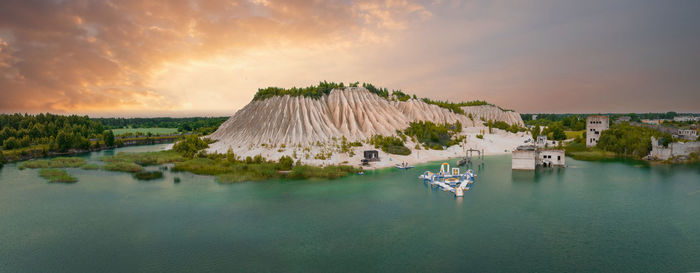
[1,136,180,163]
[207,126,532,170]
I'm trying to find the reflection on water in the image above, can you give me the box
[1,148,699,272]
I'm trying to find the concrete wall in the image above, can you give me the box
[586,115,609,147]
[650,136,700,160]
[670,141,700,157]
[539,150,566,166]
[512,150,536,170]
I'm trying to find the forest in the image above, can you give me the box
[0,113,228,161]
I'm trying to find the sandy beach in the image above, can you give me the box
[207,126,529,170]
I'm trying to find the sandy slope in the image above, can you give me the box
[208,87,528,167]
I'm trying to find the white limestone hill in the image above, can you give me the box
[208,87,523,147]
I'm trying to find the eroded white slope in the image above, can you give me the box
[209,87,523,148]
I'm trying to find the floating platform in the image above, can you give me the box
[418,163,476,197]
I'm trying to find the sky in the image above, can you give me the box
[0,0,699,117]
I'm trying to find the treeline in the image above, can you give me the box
[484,120,528,135]
[252,81,503,117]
[0,113,106,151]
[522,112,693,124]
[94,117,228,134]
[0,113,228,158]
[421,98,491,115]
[253,81,347,100]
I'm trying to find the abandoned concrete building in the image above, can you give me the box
[586,115,609,147]
[512,145,566,170]
[649,136,700,160]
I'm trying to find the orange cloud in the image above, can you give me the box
[0,0,430,114]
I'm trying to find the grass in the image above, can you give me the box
[567,150,617,161]
[39,168,78,183]
[101,151,185,166]
[564,130,584,139]
[111,128,178,136]
[103,162,144,173]
[172,157,361,183]
[19,157,86,169]
[81,164,100,170]
[133,171,164,180]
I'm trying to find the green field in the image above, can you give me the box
[565,130,584,139]
[111,128,178,136]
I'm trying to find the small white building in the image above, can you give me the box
[586,115,609,147]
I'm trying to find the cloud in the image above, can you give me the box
[0,0,430,114]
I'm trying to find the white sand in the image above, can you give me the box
[208,126,529,170]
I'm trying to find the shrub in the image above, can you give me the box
[404,121,462,149]
[369,135,411,155]
[133,171,164,180]
[278,155,294,171]
[476,134,484,139]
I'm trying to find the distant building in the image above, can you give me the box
[532,114,538,121]
[616,116,631,123]
[675,129,698,141]
[641,119,663,125]
[586,115,609,147]
[674,116,699,122]
[536,135,548,148]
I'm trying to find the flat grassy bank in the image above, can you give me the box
[19,157,86,169]
[111,128,178,136]
[39,168,78,183]
[173,158,360,183]
[98,146,361,183]
[15,135,361,184]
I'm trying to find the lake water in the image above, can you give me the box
[1,144,699,272]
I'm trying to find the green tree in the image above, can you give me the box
[531,124,541,140]
[55,129,74,152]
[103,130,115,147]
[3,137,20,150]
[173,135,209,158]
[551,126,567,140]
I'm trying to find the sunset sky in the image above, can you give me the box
[1,0,698,117]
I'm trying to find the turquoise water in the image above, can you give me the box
[1,144,699,272]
